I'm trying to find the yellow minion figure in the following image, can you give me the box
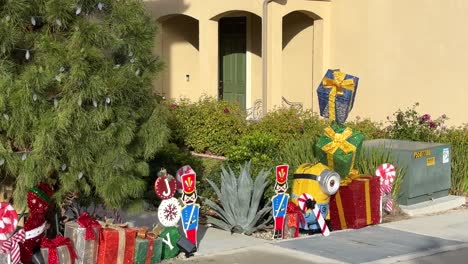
[291,163,340,233]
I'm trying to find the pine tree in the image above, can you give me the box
[0,0,169,210]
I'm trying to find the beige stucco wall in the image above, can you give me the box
[145,0,331,111]
[282,11,315,109]
[331,0,467,126]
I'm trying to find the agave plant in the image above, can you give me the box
[203,162,272,235]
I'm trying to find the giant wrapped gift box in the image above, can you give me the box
[40,236,77,264]
[133,227,163,264]
[64,213,101,264]
[317,69,359,124]
[97,222,138,264]
[329,175,381,230]
[315,124,365,178]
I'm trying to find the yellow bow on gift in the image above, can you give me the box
[321,127,357,169]
[322,70,356,121]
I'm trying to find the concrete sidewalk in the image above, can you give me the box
[162,208,468,264]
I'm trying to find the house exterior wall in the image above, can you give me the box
[145,0,467,125]
[331,0,467,126]
[144,0,331,111]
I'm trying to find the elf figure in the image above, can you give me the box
[272,165,290,239]
[19,183,54,263]
[180,173,200,248]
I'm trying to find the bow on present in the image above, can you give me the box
[286,202,305,238]
[41,236,78,264]
[77,212,101,240]
[0,229,25,264]
[322,70,356,121]
[321,127,357,169]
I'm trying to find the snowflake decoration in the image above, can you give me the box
[164,204,178,221]
[158,198,181,227]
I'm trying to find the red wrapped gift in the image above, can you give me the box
[286,202,305,238]
[97,221,137,264]
[329,174,381,230]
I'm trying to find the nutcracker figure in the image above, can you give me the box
[180,173,200,248]
[271,165,289,239]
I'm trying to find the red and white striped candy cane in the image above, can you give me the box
[0,202,18,241]
[376,163,396,193]
[376,163,396,213]
[297,193,330,237]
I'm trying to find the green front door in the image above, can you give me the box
[219,17,247,110]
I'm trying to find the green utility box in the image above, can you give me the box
[362,139,451,206]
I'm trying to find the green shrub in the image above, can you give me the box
[385,102,448,142]
[302,110,329,139]
[145,143,205,207]
[346,117,385,140]
[251,107,304,145]
[227,131,278,166]
[168,97,247,155]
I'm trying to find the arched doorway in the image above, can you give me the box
[157,14,199,99]
[211,11,262,111]
[282,10,322,109]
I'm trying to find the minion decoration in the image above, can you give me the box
[291,163,340,234]
[271,165,290,239]
[180,172,200,249]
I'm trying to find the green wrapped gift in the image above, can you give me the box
[315,123,365,178]
[160,227,181,260]
[134,236,163,264]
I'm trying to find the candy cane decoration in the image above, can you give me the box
[0,202,18,240]
[376,163,396,214]
[297,193,330,237]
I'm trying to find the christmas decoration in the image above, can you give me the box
[19,183,54,264]
[157,198,181,227]
[292,163,340,234]
[159,227,181,260]
[315,124,365,178]
[376,163,396,214]
[64,213,101,264]
[285,201,305,238]
[317,69,359,124]
[0,229,25,264]
[180,171,200,248]
[40,236,78,264]
[329,174,381,230]
[133,227,163,264]
[154,173,177,200]
[0,0,168,212]
[271,165,289,240]
[0,202,18,240]
[176,165,195,194]
[97,220,137,264]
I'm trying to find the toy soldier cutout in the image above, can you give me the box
[180,172,200,248]
[272,165,290,239]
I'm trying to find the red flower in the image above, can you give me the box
[170,103,178,109]
[223,108,230,113]
[428,121,437,129]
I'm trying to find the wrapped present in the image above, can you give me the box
[133,227,163,264]
[317,69,359,124]
[97,220,137,264]
[315,124,365,178]
[329,174,381,230]
[159,227,180,260]
[64,213,101,264]
[40,236,78,264]
[285,201,305,238]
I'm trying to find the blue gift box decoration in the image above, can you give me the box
[317,69,359,124]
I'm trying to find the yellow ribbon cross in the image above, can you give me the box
[321,127,357,169]
[322,70,355,121]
